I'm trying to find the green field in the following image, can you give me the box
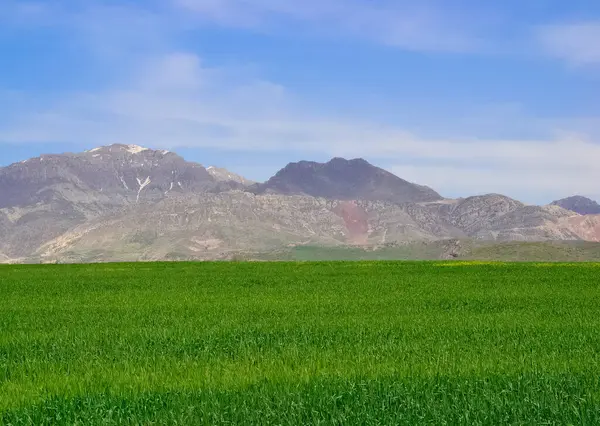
[2,261,600,424]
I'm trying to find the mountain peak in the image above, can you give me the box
[124,144,149,154]
[85,144,154,155]
[328,157,368,164]
[326,157,372,169]
[0,144,215,209]
[253,157,442,203]
[551,196,600,215]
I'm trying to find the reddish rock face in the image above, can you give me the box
[333,201,369,244]
[565,215,600,242]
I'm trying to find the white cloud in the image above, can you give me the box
[537,22,600,66]
[1,50,599,203]
[391,164,600,204]
[139,53,207,91]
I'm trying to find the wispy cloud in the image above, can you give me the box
[2,0,480,54]
[537,22,600,66]
[173,0,483,53]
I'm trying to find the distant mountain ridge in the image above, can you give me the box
[1,144,600,263]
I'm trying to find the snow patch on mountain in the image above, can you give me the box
[125,145,149,154]
[207,166,255,185]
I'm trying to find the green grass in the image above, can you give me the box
[2,261,600,424]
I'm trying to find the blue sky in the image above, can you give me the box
[0,0,599,203]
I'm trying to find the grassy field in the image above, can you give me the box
[2,261,600,424]
[249,241,600,262]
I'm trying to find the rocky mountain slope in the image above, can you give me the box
[0,144,241,260]
[1,144,599,263]
[0,144,218,208]
[38,195,469,263]
[552,196,600,215]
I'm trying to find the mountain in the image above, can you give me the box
[251,157,442,203]
[551,196,600,215]
[0,144,217,209]
[207,166,255,185]
[2,145,600,263]
[0,144,224,259]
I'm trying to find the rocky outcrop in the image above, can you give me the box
[207,166,255,185]
[433,194,524,233]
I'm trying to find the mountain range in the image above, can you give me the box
[1,144,599,263]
